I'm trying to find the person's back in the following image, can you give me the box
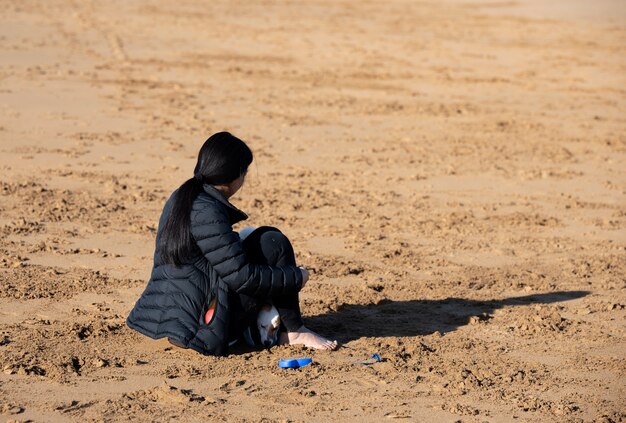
[128,188,235,355]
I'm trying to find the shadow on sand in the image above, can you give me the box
[305,290,589,343]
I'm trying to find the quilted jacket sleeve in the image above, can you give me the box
[190,199,303,297]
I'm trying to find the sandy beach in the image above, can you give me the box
[1,0,625,421]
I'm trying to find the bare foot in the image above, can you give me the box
[279,326,338,350]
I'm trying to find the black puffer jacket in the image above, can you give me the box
[126,184,303,355]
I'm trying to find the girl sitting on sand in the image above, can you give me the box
[126,132,337,355]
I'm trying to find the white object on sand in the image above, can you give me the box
[239,226,256,241]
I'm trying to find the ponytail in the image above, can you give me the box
[158,177,204,266]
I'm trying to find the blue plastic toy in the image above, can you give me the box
[278,358,313,369]
[354,353,382,365]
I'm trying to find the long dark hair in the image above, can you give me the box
[158,132,253,266]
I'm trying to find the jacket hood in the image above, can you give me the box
[201,184,248,224]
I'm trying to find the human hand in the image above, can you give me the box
[299,266,309,289]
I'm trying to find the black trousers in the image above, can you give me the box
[228,226,304,339]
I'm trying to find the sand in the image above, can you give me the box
[1,0,625,421]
